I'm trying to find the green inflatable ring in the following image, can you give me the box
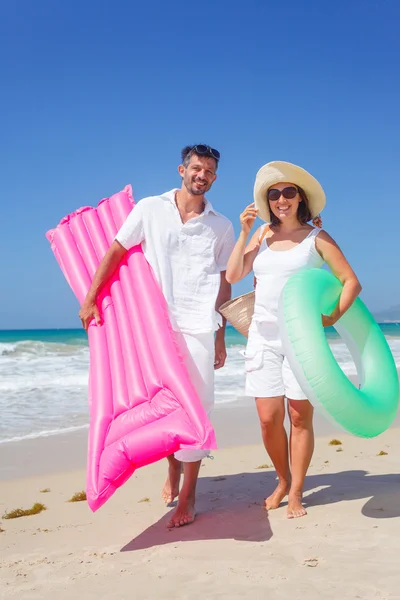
[278,269,399,438]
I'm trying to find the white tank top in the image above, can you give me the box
[251,226,324,339]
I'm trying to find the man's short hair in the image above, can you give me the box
[181,145,219,170]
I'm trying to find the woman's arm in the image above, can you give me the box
[226,229,261,284]
[315,231,362,326]
[226,202,263,284]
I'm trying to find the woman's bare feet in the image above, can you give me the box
[287,491,307,519]
[167,498,196,528]
[264,481,290,510]
[161,459,182,505]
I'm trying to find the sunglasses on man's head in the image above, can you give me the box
[267,186,299,201]
[190,145,220,161]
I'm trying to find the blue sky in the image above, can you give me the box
[1,0,399,329]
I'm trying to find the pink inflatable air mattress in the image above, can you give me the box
[46,185,217,511]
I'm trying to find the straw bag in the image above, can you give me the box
[218,226,270,338]
[219,291,255,337]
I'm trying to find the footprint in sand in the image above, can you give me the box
[303,558,319,567]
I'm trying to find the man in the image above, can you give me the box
[79,144,235,527]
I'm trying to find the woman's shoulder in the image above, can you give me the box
[258,223,270,239]
[314,229,340,256]
[314,228,333,242]
[246,225,266,251]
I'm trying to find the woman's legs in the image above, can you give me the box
[287,399,314,518]
[249,343,314,516]
[255,395,291,509]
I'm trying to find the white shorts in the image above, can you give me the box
[244,324,307,400]
[173,330,215,463]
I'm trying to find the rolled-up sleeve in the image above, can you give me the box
[216,222,236,271]
[115,200,145,250]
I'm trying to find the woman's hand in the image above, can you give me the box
[316,231,362,326]
[322,313,337,328]
[240,203,258,236]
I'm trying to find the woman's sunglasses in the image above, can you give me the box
[190,145,220,161]
[267,186,299,201]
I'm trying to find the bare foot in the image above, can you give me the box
[264,481,290,510]
[167,499,196,528]
[287,492,307,519]
[161,461,181,505]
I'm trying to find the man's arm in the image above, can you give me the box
[79,241,127,330]
[79,199,146,330]
[214,270,231,369]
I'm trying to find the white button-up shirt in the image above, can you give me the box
[115,189,235,334]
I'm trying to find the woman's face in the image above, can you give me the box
[267,182,302,223]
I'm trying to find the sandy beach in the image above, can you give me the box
[1,402,399,600]
[3,1,400,597]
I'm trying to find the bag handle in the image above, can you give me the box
[253,225,270,290]
[258,224,270,245]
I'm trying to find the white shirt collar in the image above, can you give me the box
[162,189,218,216]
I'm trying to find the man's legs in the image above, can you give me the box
[166,460,201,527]
[165,331,215,528]
[162,455,182,505]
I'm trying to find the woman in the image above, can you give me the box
[226,161,361,519]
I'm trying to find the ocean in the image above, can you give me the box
[1,325,399,444]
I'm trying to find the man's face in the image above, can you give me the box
[179,154,217,195]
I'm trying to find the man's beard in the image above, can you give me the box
[184,177,210,196]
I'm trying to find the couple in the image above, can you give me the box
[79,145,361,526]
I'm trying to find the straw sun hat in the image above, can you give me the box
[219,161,326,337]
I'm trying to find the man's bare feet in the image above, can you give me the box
[287,491,307,519]
[167,499,196,528]
[264,481,290,510]
[161,459,182,505]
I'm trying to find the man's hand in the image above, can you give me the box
[214,331,227,369]
[79,299,101,331]
[77,241,127,332]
